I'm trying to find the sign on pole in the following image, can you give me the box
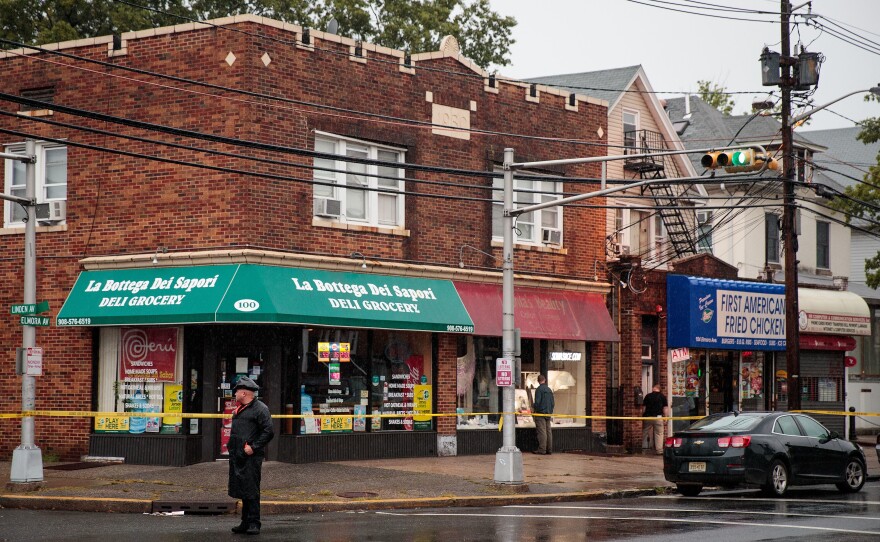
[26,347,42,376]
[10,301,49,315]
[496,358,513,387]
[19,316,50,327]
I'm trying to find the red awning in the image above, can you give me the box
[454,282,619,342]
[799,334,857,352]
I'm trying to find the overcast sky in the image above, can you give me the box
[488,0,879,132]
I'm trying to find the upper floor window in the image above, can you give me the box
[3,142,67,227]
[816,221,830,269]
[623,110,639,151]
[492,174,562,246]
[765,213,780,264]
[696,210,713,254]
[312,133,405,227]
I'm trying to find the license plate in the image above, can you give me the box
[688,462,706,473]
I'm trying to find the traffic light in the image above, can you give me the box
[725,150,779,173]
[700,151,730,169]
[724,149,756,172]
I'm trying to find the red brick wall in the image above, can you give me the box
[0,21,610,459]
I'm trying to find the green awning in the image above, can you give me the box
[57,264,474,333]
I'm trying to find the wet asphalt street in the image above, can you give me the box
[2,482,879,541]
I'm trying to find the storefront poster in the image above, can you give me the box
[353,405,366,432]
[320,415,353,432]
[318,342,350,362]
[161,383,183,433]
[95,416,129,432]
[119,327,178,381]
[328,362,341,385]
[220,399,237,455]
[413,384,432,431]
[740,357,763,400]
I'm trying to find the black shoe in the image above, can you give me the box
[246,525,261,535]
[232,524,248,534]
[532,450,545,455]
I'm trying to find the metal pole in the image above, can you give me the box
[10,139,43,483]
[781,0,801,412]
[494,147,523,484]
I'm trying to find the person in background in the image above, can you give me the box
[533,374,555,455]
[228,376,274,535]
[642,384,669,455]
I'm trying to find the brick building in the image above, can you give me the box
[0,16,619,465]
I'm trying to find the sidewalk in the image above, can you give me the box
[0,452,669,514]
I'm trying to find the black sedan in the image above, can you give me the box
[664,411,867,497]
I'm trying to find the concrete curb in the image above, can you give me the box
[0,495,152,514]
[0,487,667,515]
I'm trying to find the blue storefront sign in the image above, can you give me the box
[667,275,786,351]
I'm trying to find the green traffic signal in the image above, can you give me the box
[728,149,755,167]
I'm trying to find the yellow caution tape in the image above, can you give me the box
[0,410,875,420]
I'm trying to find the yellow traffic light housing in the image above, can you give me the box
[701,151,730,169]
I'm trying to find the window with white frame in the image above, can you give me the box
[3,142,67,227]
[623,110,639,151]
[816,221,830,269]
[312,133,405,227]
[492,172,562,245]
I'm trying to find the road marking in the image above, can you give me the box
[376,511,879,536]
[506,504,880,521]
[650,495,880,506]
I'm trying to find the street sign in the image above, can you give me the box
[19,315,50,327]
[496,357,513,387]
[11,300,49,315]
[26,347,43,376]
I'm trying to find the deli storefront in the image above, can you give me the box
[56,259,618,465]
[666,275,869,435]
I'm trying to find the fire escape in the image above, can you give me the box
[622,129,699,261]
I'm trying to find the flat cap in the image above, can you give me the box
[233,376,259,392]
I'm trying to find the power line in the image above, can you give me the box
[626,0,778,23]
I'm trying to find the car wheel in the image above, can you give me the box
[836,458,866,493]
[762,459,789,497]
[676,484,702,497]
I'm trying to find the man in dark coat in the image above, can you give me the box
[532,374,555,455]
[228,376,274,535]
[642,384,668,455]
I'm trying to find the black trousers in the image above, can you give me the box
[242,497,261,528]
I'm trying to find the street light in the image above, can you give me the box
[494,145,762,483]
[1,141,43,483]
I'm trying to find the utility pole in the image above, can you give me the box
[7,139,44,483]
[780,0,801,411]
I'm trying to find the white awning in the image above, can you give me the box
[798,289,870,337]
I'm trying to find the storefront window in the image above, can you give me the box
[456,337,586,429]
[95,327,184,434]
[739,351,765,411]
[299,328,432,434]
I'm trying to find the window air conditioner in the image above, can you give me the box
[541,227,562,245]
[314,198,342,218]
[35,201,66,224]
[611,243,630,256]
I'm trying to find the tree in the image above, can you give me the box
[697,80,736,116]
[0,0,516,69]
[833,93,880,288]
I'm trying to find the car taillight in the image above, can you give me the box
[664,437,682,448]
[731,435,751,448]
[718,436,751,448]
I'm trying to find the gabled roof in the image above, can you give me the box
[665,95,823,173]
[528,65,699,182]
[801,126,880,189]
[529,65,642,111]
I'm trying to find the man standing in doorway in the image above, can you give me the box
[642,384,668,455]
[228,376,274,535]
[533,374,555,455]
